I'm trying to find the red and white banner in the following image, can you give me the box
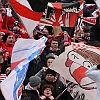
[50,43,100,100]
[40,0,83,27]
[9,0,43,37]
[0,74,7,82]
[82,17,96,25]
[85,4,97,10]
[92,9,100,17]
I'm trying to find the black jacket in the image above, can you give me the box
[91,16,100,42]
[22,89,40,100]
[40,79,73,100]
[44,47,62,56]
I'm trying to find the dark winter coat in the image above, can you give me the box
[40,79,73,100]
[91,16,100,42]
[22,89,40,100]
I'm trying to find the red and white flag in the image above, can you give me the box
[9,0,43,37]
[0,74,7,82]
[82,17,96,25]
[92,9,100,17]
[85,4,97,10]
[40,0,83,27]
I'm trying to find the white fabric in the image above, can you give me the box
[86,66,100,100]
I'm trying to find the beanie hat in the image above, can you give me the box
[29,76,41,87]
[46,68,56,76]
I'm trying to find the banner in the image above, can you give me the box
[82,17,96,25]
[9,0,43,37]
[40,0,83,27]
[50,43,100,100]
[95,0,100,8]
[0,37,47,100]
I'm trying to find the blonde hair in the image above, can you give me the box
[53,26,62,36]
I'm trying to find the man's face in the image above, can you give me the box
[50,40,58,50]
[6,35,15,45]
[45,74,55,82]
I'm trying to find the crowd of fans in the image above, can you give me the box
[0,0,100,100]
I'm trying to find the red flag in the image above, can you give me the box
[9,0,43,37]
[40,1,83,27]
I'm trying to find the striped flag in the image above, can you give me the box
[85,4,97,10]
[0,36,47,100]
[9,0,44,37]
[92,9,100,17]
[0,74,7,82]
[82,17,96,25]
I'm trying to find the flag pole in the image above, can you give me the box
[54,87,68,100]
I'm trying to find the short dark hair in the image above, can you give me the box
[2,33,12,42]
[97,64,100,69]
[50,38,59,46]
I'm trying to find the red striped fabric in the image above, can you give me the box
[9,0,43,37]
[0,74,7,81]
[40,1,83,27]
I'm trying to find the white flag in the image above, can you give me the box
[0,37,47,100]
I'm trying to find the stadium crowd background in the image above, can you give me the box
[0,0,100,100]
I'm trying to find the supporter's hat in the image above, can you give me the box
[46,68,56,76]
[29,76,41,87]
